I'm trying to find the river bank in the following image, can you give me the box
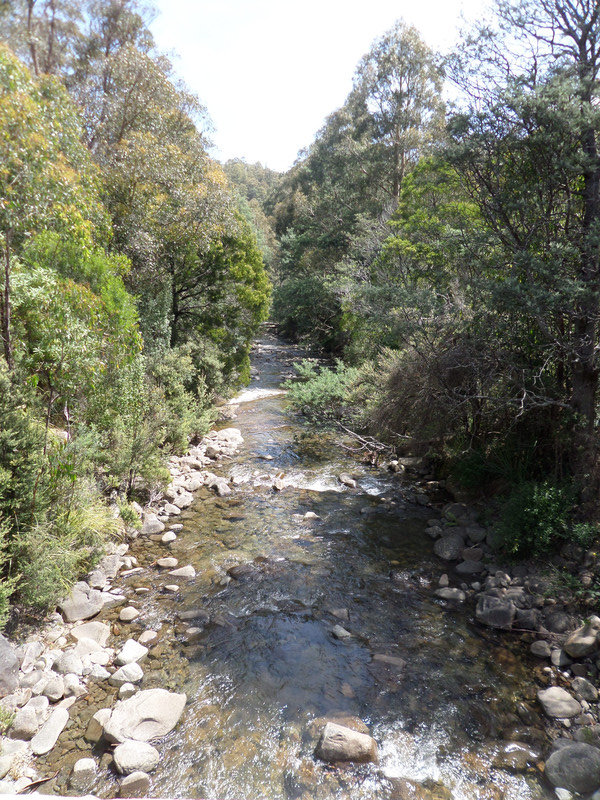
[0,334,599,800]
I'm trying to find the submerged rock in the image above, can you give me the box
[315,721,377,763]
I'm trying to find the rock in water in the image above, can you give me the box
[113,740,160,774]
[538,686,581,718]
[119,771,150,797]
[103,688,187,743]
[70,758,97,792]
[545,742,600,794]
[0,635,19,697]
[58,582,104,622]
[315,721,377,763]
[141,513,164,536]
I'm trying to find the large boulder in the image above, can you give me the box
[103,688,187,743]
[58,582,103,622]
[113,740,160,774]
[0,635,19,697]
[475,595,516,630]
[545,742,600,794]
[564,617,600,658]
[315,721,377,764]
[538,686,581,718]
[433,534,465,561]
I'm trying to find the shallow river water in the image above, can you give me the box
[64,335,554,800]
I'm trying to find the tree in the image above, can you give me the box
[447,0,600,499]
[0,43,106,368]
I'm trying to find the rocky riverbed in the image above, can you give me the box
[1,335,600,800]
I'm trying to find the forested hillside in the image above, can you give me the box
[0,0,270,623]
[271,5,600,556]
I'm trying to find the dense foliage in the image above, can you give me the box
[270,2,600,554]
[0,3,271,624]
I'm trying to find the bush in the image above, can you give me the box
[495,481,585,557]
[284,360,360,422]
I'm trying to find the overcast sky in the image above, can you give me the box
[151,0,489,172]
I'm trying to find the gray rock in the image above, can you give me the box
[109,663,143,687]
[42,675,65,702]
[87,569,108,590]
[173,491,194,509]
[573,676,599,702]
[58,581,104,623]
[575,725,600,748]
[455,559,484,575]
[116,640,148,666]
[30,707,69,755]
[103,688,187,743]
[161,532,177,544]
[0,755,14,781]
[53,651,83,676]
[545,742,600,794]
[475,595,516,630]
[17,641,44,671]
[163,502,181,516]
[551,649,572,668]
[70,758,96,792]
[0,636,20,697]
[85,708,111,743]
[113,740,160,774]
[156,557,178,569]
[119,771,150,797]
[315,721,377,763]
[433,533,465,561]
[169,565,196,578]
[339,474,357,489]
[10,706,39,740]
[119,606,140,623]
[138,630,158,646]
[71,621,111,647]
[565,618,600,658]
[530,640,552,658]
[434,587,466,602]
[141,513,164,536]
[119,683,137,700]
[538,686,581,718]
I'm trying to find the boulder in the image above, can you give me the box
[58,582,103,622]
[30,707,69,755]
[113,740,160,774]
[109,663,143,687]
[103,688,187,743]
[70,621,110,647]
[119,771,150,797]
[545,742,600,794]
[141,513,164,536]
[173,491,194,509]
[433,534,465,561]
[530,640,552,658]
[0,636,20,697]
[565,617,600,658]
[116,640,148,666]
[315,721,377,764]
[475,595,516,630]
[538,686,581,718]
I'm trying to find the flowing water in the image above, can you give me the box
[61,334,553,800]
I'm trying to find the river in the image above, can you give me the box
[63,334,552,800]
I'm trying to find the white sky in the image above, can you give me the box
[151,0,489,172]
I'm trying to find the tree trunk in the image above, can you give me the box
[1,232,13,370]
[27,0,39,76]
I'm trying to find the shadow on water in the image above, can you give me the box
[140,334,552,800]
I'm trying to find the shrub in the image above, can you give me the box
[495,481,585,557]
[284,360,360,423]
